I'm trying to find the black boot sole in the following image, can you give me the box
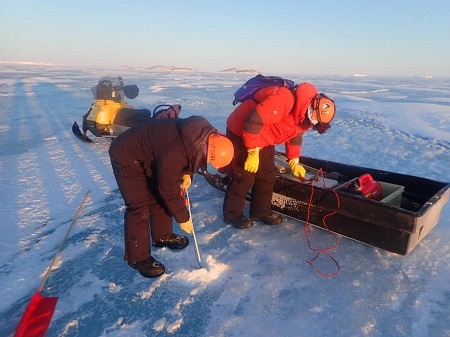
[152,242,189,250]
[224,218,254,229]
[152,236,189,250]
[251,216,283,225]
[128,261,165,278]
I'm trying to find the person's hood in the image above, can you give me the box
[177,116,217,172]
[292,82,318,124]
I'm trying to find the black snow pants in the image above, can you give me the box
[223,129,276,221]
[109,147,172,262]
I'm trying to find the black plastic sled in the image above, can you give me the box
[202,152,450,255]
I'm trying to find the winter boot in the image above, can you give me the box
[251,212,283,225]
[128,256,165,278]
[152,233,189,250]
[224,215,254,229]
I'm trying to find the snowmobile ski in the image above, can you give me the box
[72,121,93,143]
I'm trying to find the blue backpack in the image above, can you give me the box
[233,74,296,106]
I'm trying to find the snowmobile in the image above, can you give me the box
[200,151,450,255]
[72,76,181,142]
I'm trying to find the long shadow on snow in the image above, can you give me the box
[39,191,226,337]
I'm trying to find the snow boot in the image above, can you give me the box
[152,233,189,250]
[251,213,283,225]
[224,215,254,229]
[128,256,165,278]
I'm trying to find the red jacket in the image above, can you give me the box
[227,82,318,160]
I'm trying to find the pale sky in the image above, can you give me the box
[1,0,449,77]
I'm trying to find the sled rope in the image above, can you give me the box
[40,190,91,290]
[303,169,341,277]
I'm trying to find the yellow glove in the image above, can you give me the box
[244,147,260,173]
[288,158,306,179]
[179,174,191,190]
[179,218,194,234]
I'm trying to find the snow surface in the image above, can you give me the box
[1,65,449,337]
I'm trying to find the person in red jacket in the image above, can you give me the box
[109,116,234,278]
[223,82,335,229]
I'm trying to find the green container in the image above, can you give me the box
[380,181,405,206]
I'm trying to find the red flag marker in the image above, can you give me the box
[14,190,90,337]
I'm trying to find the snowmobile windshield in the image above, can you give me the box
[91,76,126,102]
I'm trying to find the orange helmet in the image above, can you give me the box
[207,134,234,169]
[308,94,336,125]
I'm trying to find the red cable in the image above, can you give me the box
[302,168,341,277]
